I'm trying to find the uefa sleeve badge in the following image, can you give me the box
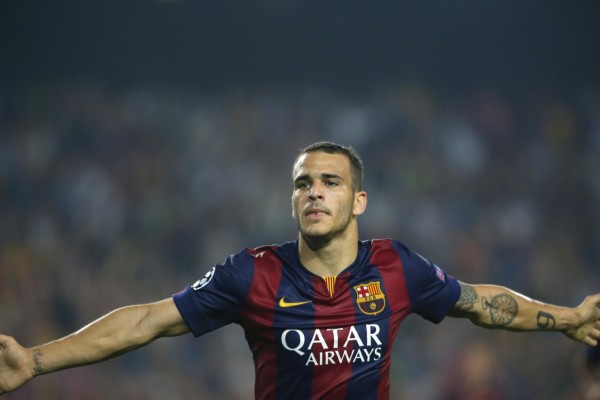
[192,266,216,291]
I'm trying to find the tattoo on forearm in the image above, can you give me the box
[32,349,43,375]
[482,294,518,327]
[455,283,478,311]
[536,311,556,329]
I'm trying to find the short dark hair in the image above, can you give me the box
[294,141,364,191]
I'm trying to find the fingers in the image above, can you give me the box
[586,293,600,306]
[585,333,600,347]
[0,335,15,351]
[583,326,600,347]
[0,334,13,344]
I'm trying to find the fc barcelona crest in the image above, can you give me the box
[353,281,386,315]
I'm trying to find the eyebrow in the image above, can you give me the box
[321,173,343,180]
[294,173,343,183]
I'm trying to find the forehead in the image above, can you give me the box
[292,151,351,179]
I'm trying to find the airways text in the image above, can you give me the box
[280,324,383,366]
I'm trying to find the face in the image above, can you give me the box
[291,151,366,242]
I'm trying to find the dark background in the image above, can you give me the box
[1,2,599,399]
[2,1,599,91]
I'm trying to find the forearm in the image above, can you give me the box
[451,283,577,332]
[0,298,187,395]
[29,300,182,376]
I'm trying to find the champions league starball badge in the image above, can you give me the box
[192,266,216,291]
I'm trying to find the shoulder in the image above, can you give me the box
[367,238,413,260]
[361,238,421,275]
[246,243,280,257]
[246,241,293,258]
[226,241,289,262]
[367,238,444,276]
[242,241,294,268]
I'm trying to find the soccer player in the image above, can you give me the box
[1,141,599,399]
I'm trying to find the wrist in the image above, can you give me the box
[27,348,44,377]
[554,307,579,332]
[535,306,574,332]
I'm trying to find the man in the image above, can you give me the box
[1,141,599,399]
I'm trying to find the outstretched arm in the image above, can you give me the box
[448,282,600,346]
[0,297,189,395]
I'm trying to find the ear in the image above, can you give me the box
[352,191,367,217]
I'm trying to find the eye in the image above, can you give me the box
[295,181,309,190]
[324,180,339,187]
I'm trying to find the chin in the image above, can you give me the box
[300,227,337,243]
[301,228,328,239]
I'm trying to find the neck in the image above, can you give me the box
[297,226,359,277]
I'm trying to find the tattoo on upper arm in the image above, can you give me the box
[32,349,43,375]
[455,283,478,311]
[536,311,556,329]
[482,294,518,327]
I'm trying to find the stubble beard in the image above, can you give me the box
[295,204,354,251]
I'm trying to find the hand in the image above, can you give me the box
[565,294,600,346]
[0,334,34,395]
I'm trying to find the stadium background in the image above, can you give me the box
[1,1,600,399]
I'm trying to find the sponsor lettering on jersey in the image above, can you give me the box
[280,324,383,366]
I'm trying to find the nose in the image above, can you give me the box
[308,181,324,201]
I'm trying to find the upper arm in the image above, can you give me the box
[142,298,190,338]
[447,281,479,319]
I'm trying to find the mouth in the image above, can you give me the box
[304,207,330,218]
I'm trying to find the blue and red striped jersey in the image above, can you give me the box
[173,239,461,400]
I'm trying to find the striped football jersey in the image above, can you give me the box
[173,239,460,400]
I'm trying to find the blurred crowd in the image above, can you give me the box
[0,80,599,399]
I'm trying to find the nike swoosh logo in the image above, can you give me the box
[279,297,312,308]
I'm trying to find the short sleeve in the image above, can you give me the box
[173,249,254,336]
[392,241,461,323]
